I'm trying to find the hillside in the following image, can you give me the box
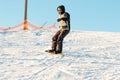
[0,30,120,80]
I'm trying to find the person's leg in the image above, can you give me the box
[56,30,69,53]
[51,30,61,51]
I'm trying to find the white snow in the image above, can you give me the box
[0,30,120,80]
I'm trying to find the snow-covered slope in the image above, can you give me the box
[0,30,120,80]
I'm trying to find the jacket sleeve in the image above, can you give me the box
[57,13,69,22]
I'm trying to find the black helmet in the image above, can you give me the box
[57,5,65,14]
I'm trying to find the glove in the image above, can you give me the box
[57,18,62,22]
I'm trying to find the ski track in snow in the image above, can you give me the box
[0,30,120,80]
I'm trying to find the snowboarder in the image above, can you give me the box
[46,5,70,54]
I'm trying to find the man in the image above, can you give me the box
[46,5,70,54]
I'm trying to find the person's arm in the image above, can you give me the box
[57,13,68,22]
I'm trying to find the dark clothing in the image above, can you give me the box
[58,12,70,31]
[50,5,70,53]
[52,30,69,52]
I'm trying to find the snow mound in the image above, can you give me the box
[0,30,120,80]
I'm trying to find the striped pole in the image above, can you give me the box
[23,0,28,30]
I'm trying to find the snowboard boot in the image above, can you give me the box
[55,50,62,54]
[45,49,55,53]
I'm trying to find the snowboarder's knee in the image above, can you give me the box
[57,40,63,43]
[52,37,57,41]
[57,36,64,42]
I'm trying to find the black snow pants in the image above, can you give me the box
[52,29,69,52]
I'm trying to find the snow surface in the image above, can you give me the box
[0,30,120,80]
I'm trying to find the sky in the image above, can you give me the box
[0,0,120,32]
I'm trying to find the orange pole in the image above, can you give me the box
[23,0,28,30]
[23,20,28,30]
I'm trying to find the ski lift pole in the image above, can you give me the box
[23,0,28,30]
